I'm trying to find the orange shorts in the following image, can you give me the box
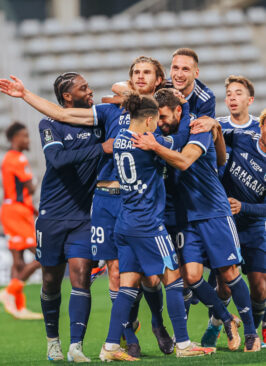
[1,203,36,251]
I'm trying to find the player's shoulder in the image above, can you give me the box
[216,116,231,126]
[2,150,27,166]
[39,117,57,128]
[194,79,214,102]
[95,102,121,111]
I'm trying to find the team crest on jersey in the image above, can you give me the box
[93,128,102,138]
[92,245,97,256]
[43,129,54,143]
[172,253,178,264]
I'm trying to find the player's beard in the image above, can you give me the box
[73,99,92,108]
[161,118,179,136]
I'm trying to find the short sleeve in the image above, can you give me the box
[39,119,63,151]
[187,132,212,155]
[93,104,115,127]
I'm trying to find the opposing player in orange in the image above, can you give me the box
[0,121,42,319]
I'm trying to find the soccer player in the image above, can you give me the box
[1,72,113,362]
[0,122,42,320]
[99,93,215,360]
[0,60,176,357]
[133,89,261,353]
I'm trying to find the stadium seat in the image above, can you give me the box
[230,27,252,43]
[24,37,49,55]
[133,13,155,30]
[48,36,73,54]
[224,9,246,25]
[141,32,164,48]
[88,16,110,32]
[58,54,82,71]
[110,14,132,31]
[200,10,223,27]
[179,11,201,27]
[238,45,260,61]
[208,28,231,45]
[96,33,120,51]
[80,54,105,70]
[247,7,266,24]
[154,12,178,29]
[185,30,209,46]
[161,30,184,47]
[67,17,87,34]
[33,56,58,73]
[42,18,65,36]
[73,35,96,52]
[119,33,140,49]
[19,19,41,38]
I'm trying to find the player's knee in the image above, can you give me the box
[218,265,240,282]
[250,280,266,302]
[185,272,202,285]
[108,270,120,290]
[142,275,160,288]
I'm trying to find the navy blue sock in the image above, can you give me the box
[251,299,265,329]
[129,288,143,323]
[142,283,163,328]
[226,275,256,335]
[40,289,61,338]
[109,289,118,304]
[189,278,231,323]
[106,287,139,344]
[183,287,193,316]
[263,309,266,326]
[165,278,189,343]
[69,287,91,344]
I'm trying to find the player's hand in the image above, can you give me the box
[102,138,115,154]
[190,116,217,134]
[228,197,242,215]
[0,75,25,98]
[131,132,158,150]
[173,89,187,104]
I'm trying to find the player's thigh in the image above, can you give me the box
[182,262,204,285]
[198,216,242,269]
[35,217,68,266]
[65,220,92,261]
[118,229,179,277]
[120,272,142,288]
[247,272,266,301]
[91,191,121,261]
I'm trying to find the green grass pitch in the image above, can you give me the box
[0,276,265,365]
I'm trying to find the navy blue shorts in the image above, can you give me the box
[178,216,242,269]
[35,217,92,266]
[241,246,266,274]
[91,189,121,260]
[115,228,179,277]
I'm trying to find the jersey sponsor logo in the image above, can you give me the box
[77,132,91,139]
[173,253,178,264]
[229,161,265,196]
[227,253,237,260]
[118,113,130,125]
[249,158,263,172]
[64,133,73,140]
[43,129,54,143]
[133,180,147,194]
[240,152,248,160]
[40,210,46,215]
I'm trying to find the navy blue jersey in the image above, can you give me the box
[218,115,260,179]
[222,129,266,248]
[113,129,174,236]
[179,132,232,222]
[92,104,130,181]
[165,79,215,119]
[39,118,103,220]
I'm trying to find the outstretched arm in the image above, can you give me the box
[132,132,203,170]
[0,75,95,125]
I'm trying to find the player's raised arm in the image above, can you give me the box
[0,75,94,125]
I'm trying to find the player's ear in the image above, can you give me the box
[155,76,162,88]
[62,92,72,103]
[248,96,254,106]
[195,67,199,79]
[174,105,182,121]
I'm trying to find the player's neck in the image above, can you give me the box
[230,112,250,125]
[182,81,195,98]
[128,125,147,134]
[10,144,23,152]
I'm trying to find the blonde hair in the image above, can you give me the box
[259,108,266,127]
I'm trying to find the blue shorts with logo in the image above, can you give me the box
[91,188,121,260]
[35,217,92,266]
[115,228,179,277]
[241,247,266,274]
[178,216,242,269]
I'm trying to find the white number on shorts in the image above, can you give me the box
[36,230,43,247]
[176,232,184,249]
[114,152,137,184]
[91,226,104,244]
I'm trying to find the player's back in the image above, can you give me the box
[113,129,167,236]
[92,103,130,181]
[1,150,33,209]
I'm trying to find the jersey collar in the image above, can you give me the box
[185,81,196,101]
[228,115,253,129]
[256,139,266,157]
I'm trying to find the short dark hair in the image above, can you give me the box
[6,121,26,141]
[122,93,158,120]
[172,48,199,64]
[54,72,80,106]
[154,88,182,111]
[225,75,255,97]
[129,56,166,90]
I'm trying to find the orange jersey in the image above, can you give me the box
[1,150,34,209]
[1,150,36,250]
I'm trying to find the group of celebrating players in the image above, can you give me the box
[0,46,265,362]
